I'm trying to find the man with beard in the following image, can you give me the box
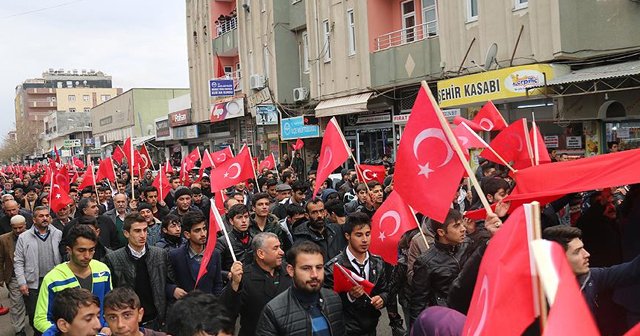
[215,204,254,281]
[292,198,346,260]
[35,225,112,335]
[155,214,182,251]
[221,232,292,336]
[255,241,344,335]
[168,211,223,296]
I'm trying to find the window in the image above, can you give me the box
[236,63,241,79]
[422,0,438,36]
[302,30,310,73]
[101,95,111,102]
[68,95,76,102]
[401,1,416,43]
[467,0,478,21]
[347,9,356,55]
[69,108,76,113]
[224,66,233,77]
[83,95,90,102]
[322,20,331,63]
[84,107,91,113]
[66,81,73,88]
[514,0,528,10]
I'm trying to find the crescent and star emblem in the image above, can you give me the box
[458,136,470,147]
[468,275,490,336]
[378,210,401,242]
[321,148,333,170]
[479,118,494,131]
[412,128,453,179]
[509,134,524,152]
[224,163,242,179]
[217,153,227,162]
[362,169,377,180]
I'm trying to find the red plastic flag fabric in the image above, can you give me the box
[54,166,70,193]
[515,122,551,169]
[258,154,276,171]
[313,117,351,197]
[96,158,116,182]
[394,86,465,222]
[480,118,529,165]
[152,169,172,202]
[77,165,96,190]
[139,144,153,170]
[215,54,225,78]
[292,138,305,150]
[196,202,220,287]
[211,147,234,166]
[123,137,133,165]
[186,148,201,166]
[370,191,417,265]
[164,159,174,174]
[200,149,216,170]
[332,263,374,295]
[53,145,62,164]
[355,164,386,184]
[453,122,488,150]
[459,101,508,131]
[463,205,538,336]
[72,157,85,170]
[214,191,226,215]
[50,184,74,213]
[209,146,256,192]
[112,145,125,164]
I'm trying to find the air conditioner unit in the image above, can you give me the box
[293,87,309,102]
[249,74,265,90]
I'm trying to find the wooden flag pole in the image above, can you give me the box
[459,122,516,173]
[409,206,430,250]
[421,81,494,215]
[532,112,540,166]
[210,199,237,262]
[335,264,372,300]
[529,201,548,331]
[331,117,369,193]
[522,119,534,168]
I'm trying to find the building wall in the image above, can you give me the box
[55,88,121,113]
[187,0,216,123]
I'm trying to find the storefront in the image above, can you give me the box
[280,115,321,174]
[342,111,393,164]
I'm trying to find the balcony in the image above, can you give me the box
[370,23,441,89]
[212,16,238,56]
[26,88,55,95]
[30,100,56,108]
[216,16,237,36]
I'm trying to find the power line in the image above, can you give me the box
[0,0,88,20]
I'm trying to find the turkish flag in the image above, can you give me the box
[152,169,172,201]
[480,118,529,166]
[96,157,116,182]
[196,201,221,286]
[53,145,62,164]
[123,137,134,165]
[200,149,216,170]
[463,205,538,336]
[258,154,276,171]
[186,148,201,166]
[214,191,226,215]
[112,145,125,164]
[356,164,386,184]
[530,240,599,336]
[164,158,174,174]
[292,138,304,150]
[332,263,374,295]
[131,150,146,176]
[139,144,153,170]
[215,54,225,78]
[54,166,70,193]
[626,322,640,336]
[72,157,85,170]
[78,165,96,190]
[370,191,417,265]
[454,101,508,132]
[514,122,552,169]
[453,122,488,150]
[179,159,192,187]
[313,118,351,197]
[211,147,234,166]
[394,86,465,222]
[209,146,256,192]
[50,184,74,213]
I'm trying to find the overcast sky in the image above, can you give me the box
[0,0,189,138]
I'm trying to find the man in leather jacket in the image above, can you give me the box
[409,209,468,327]
[324,212,389,335]
[255,241,344,335]
[214,204,254,281]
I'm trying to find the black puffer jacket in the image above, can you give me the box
[409,239,470,325]
[292,221,346,261]
[214,229,253,276]
[324,250,390,335]
[255,287,344,336]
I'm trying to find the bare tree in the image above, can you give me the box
[0,119,40,163]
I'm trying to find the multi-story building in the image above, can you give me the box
[42,111,93,159]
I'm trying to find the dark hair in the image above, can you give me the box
[67,223,98,248]
[170,176,181,183]
[162,214,181,230]
[308,170,317,176]
[104,287,140,311]
[191,187,202,195]
[166,291,234,336]
[481,177,510,197]
[305,198,324,213]
[182,211,206,232]
[251,192,270,206]
[542,226,583,251]
[81,187,95,196]
[607,141,619,149]
[281,171,293,183]
[265,179,278,188]
[324,199,345,217]
[291,180,308,193]
[355,183,368,193]
[77,198,96,212]
[123,212,146,232]
[343,212,371,234]
[286,203,306,218]
[52,288,99,324]
[286,241,325,266]
[367,181,382,190]
[77,216,99,228]
[143,186,158,197]
[227,204,249,220]
[481,162,497,174]
[430,209,463,234]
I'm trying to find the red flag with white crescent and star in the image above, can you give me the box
[139,144,153,170]
[479,118,529,166]
[258,154,276,171]
[355,164,386,184]
[196,200,221,287]
[211,147,234,166]
[313,117,351,197]
[200,149,216,170]
[393,86,465,222]
[463,204,538,336]
[152,168,172,201]
[50,184,74,213]
[164,158,174,174]
[332,263,375,295]
[209,146,255,192]
[453,121,488,150]
[78,164,96,190]
[112,145,126,164]
[454,101,508,132]
[369,191,417,265]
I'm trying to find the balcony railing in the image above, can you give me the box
[216,16,237,37]
[374,22,438,52]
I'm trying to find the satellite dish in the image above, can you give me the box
[484,43,498,71]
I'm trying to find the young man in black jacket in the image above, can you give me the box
[324,212,389,335]
[214,204,254,280]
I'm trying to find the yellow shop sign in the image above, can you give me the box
[437,64,565,108]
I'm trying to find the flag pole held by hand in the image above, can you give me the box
[336,264,372,300]
[210,199,237,262]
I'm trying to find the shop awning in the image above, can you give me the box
[542,60,640,86]
[315,92,373,118]
[133,135,156,147]
[100,142,114,149]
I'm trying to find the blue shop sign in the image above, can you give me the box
[209,79,235,97]
[281,116,320,140]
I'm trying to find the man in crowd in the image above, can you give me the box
[325,199,347,226]
[280,170,295,186]
[250,192,290,251]
[355,181,385,218]
[103,287,167,336]
[256,241,344,335]
[278,203,306,247]
[104,213,176,328]
[169,187,202,220]
[63,198,121,251]
[51,205,72,232]
[137,203,162,246]
[215,204,254,280]
[168,211,223,296]
[166,291,234,336]
[191,187,211,216]
[0,199,33,235]
[264,179,278,204]
[155,214,182,251]
[409,209,468,327]
[221,232,292,336]
[98,185,114,214]
[293,198,346,260]
[269,184,291,212]
[14,206,63,336]
[272,180,307,220]
[142,186,169,221]
[105,193,130,247]
[35,225,112,334]
[0,214,28,336]
[344,183,368,215]
[324,212,389,335]
[45,288,102,336]
[75,216,111,262]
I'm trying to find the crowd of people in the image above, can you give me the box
[0,145,639,336]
